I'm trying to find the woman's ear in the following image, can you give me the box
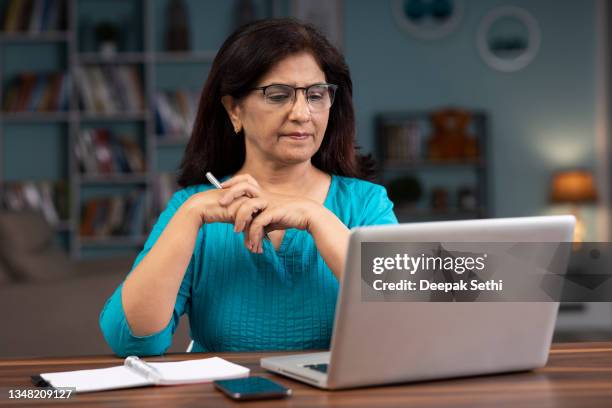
[221,95,242,133]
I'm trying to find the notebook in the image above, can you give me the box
[32,356,250,393]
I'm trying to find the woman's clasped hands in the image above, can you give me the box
[213,174,317,254]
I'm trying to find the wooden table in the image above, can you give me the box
[1,342,611,407]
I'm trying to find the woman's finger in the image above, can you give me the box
[247,210,274,253]
[218,182,261,206]
[234,198,267,233]
[226,195,250,219]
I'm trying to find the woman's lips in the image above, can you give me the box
[282,133,312,140]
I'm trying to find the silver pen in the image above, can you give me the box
[205,172,270,241]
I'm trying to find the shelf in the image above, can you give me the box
[78,52,147,64]
[79,111,149,121]
[79,235,147,247]
[153,51,216,63]
[0,111,71,122]
[0,1,280,259]
[0,31,70,43]
[77,174,149,184]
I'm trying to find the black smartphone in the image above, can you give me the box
[213,376,292,400]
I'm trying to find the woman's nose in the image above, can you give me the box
[288,91,311,122]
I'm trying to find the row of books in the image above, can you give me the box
[2,72,70,112]
[380,121,422,163]
[1,181,68,225]
[80,190,146,238]
[75,65,145,114]
[75,128,146,175]
[1,0,65,33]
[154,90,198,137]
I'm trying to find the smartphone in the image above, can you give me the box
[214,376,292,400]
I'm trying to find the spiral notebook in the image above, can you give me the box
[32,356,250,393]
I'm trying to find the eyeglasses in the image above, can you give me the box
[250,83,338,112]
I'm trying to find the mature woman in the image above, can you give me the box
[100,18,397,357]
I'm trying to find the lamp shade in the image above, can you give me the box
[550,170,598,204]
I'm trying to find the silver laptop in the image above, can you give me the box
[261,215,575,389]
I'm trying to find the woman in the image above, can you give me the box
[100,18,397,357]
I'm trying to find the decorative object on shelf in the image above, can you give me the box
[94,21,120,56]
[457,185,477,211]
[430,186,449,211]
[380,121,421,163]
[391,0,464,40]
[292,0,342,48]
[426,108,478,160]
[477,6,541,72]
[386,175,423,208]
[550,169,598,245]
[165,0,191,52]
[235,0,257,29]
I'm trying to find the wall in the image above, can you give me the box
[344,0,599,232]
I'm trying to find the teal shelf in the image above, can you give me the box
[0,0,284,258]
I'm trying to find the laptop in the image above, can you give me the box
[261,215,576,389]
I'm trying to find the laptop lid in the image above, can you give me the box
[326,215,575,389]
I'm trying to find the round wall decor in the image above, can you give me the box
[477,6,541,72]
[392,0,464,40]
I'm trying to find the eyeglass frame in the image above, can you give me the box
[249,83,338,111]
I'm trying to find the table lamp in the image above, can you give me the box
[550,170,598,244]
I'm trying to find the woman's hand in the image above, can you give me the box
[217,174,317,253]
[182,188,251,227]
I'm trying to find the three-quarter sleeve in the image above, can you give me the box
[357,184,398,226]
[99,189,201,357]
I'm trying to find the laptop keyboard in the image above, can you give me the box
[303,363,329,374]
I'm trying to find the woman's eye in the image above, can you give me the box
[267,94,291,102]
[308,93,324,101]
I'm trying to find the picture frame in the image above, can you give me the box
[477,6,541,72]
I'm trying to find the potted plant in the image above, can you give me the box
[95,21,119,56]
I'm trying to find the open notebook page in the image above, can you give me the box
[40,366,151,393]
[40,357,250,393]
[148,357,250,384]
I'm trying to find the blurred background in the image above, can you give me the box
[0,0,610,357]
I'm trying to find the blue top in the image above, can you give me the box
[99,174,398,357]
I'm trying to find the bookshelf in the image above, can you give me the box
[375,110,490,222]
[0,0,282,258]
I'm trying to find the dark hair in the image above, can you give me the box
[177,18,376,187]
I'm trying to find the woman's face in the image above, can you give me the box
[224,52,330,166]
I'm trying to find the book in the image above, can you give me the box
[33,356,250,393]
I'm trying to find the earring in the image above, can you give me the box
[234,125,242,134]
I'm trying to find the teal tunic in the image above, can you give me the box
[99,174,398,356]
